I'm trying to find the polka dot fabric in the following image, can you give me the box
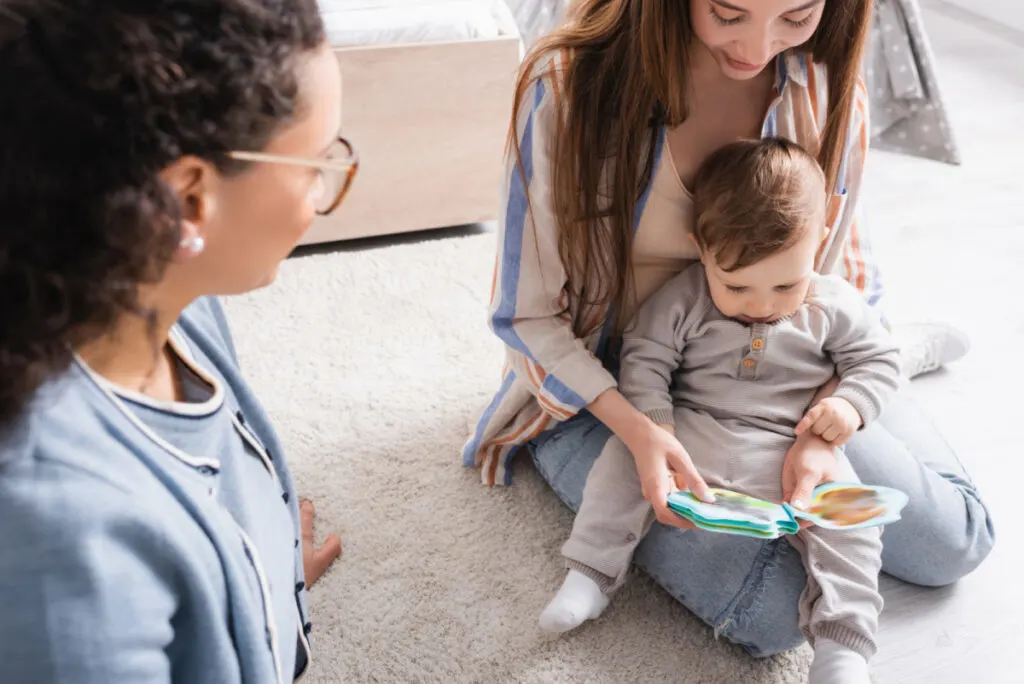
[864,0,962,164]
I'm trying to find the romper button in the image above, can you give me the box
[743,358,756,369]
[626,533,637,542]
[751,338,765,351]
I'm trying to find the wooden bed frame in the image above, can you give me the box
[300,35,522,245]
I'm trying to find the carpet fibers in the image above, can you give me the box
[220,5,1023,681]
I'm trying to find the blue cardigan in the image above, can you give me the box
[0,298,312,683]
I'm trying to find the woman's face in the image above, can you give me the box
[690,0,825,80]
[168,42,344,296]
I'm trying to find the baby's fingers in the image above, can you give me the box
[795,405,824,435]
[810,414,834,437]
[821,424,842,443]
[831,428,855,447]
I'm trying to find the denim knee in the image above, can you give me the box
[884,480,996,588]
[848,394,997,586]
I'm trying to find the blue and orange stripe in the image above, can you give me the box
[491,77,590,414]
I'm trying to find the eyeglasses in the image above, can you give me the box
[227,136,359,216]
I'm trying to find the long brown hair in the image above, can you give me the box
[508,0,872,337]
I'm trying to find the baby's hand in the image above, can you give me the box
[795,397,863,446]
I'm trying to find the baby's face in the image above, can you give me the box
[702,225,822,324]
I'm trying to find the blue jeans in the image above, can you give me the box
[525,393,995,657]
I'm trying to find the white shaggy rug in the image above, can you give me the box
[220,6,1023,682]
[222,230,817,683]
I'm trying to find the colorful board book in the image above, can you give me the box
[666,482,909,539]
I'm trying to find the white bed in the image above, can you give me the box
[302,0,522,244]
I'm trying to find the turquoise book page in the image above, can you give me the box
[670,506,783,539]
[667,489,786,537]
[775,505,800,536]
[667,483,909,538]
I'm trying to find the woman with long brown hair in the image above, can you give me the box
[464,0,994,656]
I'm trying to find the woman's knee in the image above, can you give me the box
[843,409,996,587]
[882,489,996,587]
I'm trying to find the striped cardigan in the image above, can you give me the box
[463,50,880,486]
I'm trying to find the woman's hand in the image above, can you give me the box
[624,422,714,530]
[588,389,712,530]
[300,499,342,588]
[782,431,843,528]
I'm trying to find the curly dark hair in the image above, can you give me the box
[0,0,325,426]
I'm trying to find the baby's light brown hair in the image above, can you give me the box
[692,137,827,272]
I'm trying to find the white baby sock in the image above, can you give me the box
[538,569,610,633]
[808,638,871,684]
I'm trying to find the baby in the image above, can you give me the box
[539,137,901,684]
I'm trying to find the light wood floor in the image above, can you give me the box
[868,3,1024,683]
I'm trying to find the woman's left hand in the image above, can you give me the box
[300,499,342,588]
[782,431,843,528]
